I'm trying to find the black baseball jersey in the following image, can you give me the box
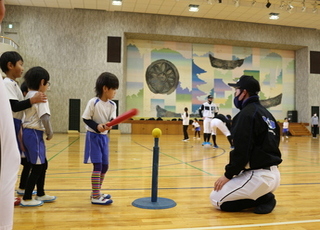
[224,96,282,179]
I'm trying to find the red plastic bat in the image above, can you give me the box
[106,108,139,127]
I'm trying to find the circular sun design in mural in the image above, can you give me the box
[145,59,180,95]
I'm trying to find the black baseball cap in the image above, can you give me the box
[207,95,213,99]
[228,75,260,93]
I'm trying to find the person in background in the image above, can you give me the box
[282,117,289,140]
[192,118,201,139]
[181,107,190,141]
[210,114,234,149]
[199,95,219,146]
[311,113,318,139]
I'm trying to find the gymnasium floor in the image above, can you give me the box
[13,132,320,230]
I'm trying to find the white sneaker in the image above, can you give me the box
[90,193,111,199]
[20,199,44,207]
[91,196,113,205]
[36,195,57,203]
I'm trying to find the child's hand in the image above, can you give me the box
[46,134,53,140]
[30,92,47,104]
[98,124,112,132]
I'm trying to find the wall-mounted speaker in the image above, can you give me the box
[107,36,121,63]
[310,51,320,74]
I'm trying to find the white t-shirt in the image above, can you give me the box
[23,90,50,131]
[82,97,117,135]
[181,112,190,126]
[192,121,200,128]
[3,77,24,120]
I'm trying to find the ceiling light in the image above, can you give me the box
[287,3,294,13]
[266,0,271,8]
[112,0,122,6]
[313,1,318,13]
[189,4,199,12]
[269,12,279,20]
[279,1,285,9]
[301,0,306,12]
[234,0,239,7]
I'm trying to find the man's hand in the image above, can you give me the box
[214,175,230,191]
[30,92,47,104]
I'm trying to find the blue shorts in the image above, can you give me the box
[195,127,200,131]
[23,128,46,164]
[84,131,109,164]
[283,128,288,133]
[13,118,23,155]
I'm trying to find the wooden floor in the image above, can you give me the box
[13,132,320,230]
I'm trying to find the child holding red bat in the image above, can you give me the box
[82,72,119,205]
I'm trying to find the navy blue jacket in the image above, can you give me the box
[224,96,282,179]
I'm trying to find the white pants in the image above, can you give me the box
[211,118,230,136]
[203,117,213,133]
[0,78,20,230]
[210,166,280,209]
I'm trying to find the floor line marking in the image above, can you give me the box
[163,219,320,230]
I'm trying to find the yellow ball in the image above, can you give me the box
[152,128,162,138]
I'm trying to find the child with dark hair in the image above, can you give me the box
[82,72,119,205]
[181,107,190,141]
[282,117,289,139]
[0,51,46,200]
[21,66,56,207]
[20,81,28,97]
[192,118,201,139]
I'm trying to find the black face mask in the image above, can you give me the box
[233,89,244,110]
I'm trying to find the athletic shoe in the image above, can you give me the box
[91,196,113,205]
[16,189,37,195]
[202,142,206,146]
[20,199,44,207]
[213,145,219,148]
[254,193,276,214]
[14,197,21,206]
[90,193,111,199]
[230,146,235,149]
[36,195,57,203]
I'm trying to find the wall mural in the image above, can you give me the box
[126,40,295,120]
